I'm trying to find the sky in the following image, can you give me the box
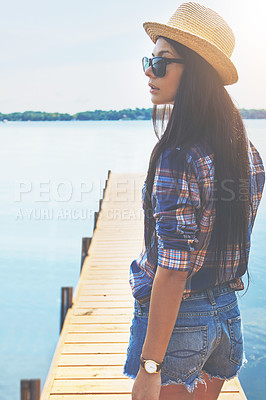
[0,0,265,113]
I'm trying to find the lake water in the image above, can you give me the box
[0,120,265,400]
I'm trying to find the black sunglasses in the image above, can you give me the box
[142,56,184,78]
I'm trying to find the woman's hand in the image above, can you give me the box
[132,367,161,400]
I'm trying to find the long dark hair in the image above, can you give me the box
[144,37,252,287]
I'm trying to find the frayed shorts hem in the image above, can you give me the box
[202,352,248,383]
[123,354,247,393]
[160,373,206,393]
[123,368,205,393]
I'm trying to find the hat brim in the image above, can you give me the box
[143,21,238,86]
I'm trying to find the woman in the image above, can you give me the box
[123,3,265,400]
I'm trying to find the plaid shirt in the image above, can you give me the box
[129,140,265,302]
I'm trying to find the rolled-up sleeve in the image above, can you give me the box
[152,149,201,274]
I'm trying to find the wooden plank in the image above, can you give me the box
[80,283,130,288]
[83,273,130,278]
[80,283,131,289]
[51,379,133,394]
[83,263,135,268]
[77,291,131,297]
[64,333,130,343]
[49,394,131,400]
[72,308,133,316]
[61,342,128,354]
[79,290,131,296]
[86,247,142,253]
[87,243,143,248]
[55,366,126,379]
[84,236,143,240]
[80,278,129,290]
[78,296,133,302]
[87,246,142,252]
[67,324,130,333]
[74,305,133,312]
[58,354,126,366]
[70,315,132,324]
[218,394,244,399]
[83,276,131,280]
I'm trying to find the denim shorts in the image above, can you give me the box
[123,282,247,392]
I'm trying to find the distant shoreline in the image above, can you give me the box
[1,108,266,121]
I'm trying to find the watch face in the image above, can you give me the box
[145,360,157,374]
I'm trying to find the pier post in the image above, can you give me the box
[80,237,91,272]
[60,287,73,332]
[20,379,41,400]
[94,211,99,231]
[102,169,111,199]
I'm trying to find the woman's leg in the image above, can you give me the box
[194,372,224,400]
[159,384,194,400]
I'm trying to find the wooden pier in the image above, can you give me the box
[40,172,247,400]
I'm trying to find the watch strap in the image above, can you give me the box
[140,355,164,373]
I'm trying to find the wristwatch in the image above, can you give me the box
[140,355,164,374]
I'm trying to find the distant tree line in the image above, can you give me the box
[0,111,73,121]
[0,108,152,121]
[0,108,266,121]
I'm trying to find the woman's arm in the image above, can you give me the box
[142,266,188,361]
[132,266,188,400]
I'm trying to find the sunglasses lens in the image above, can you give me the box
[142,57,150,73]
[152,58,165,77]
[142,57,166,77]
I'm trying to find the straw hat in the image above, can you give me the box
[143,2,238,85]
